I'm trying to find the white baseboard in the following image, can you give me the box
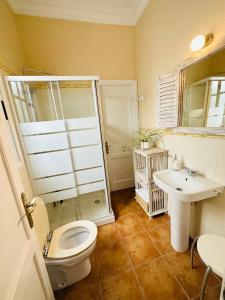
[111,178,134,191]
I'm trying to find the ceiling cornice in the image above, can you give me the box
[7,0,149,26]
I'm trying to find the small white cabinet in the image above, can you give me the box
[133,148,168,217]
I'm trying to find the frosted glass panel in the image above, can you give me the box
[20,120,66,135]
[23,132,68,154]
[72,145,103,170]
[76,167,104,185]
[69,129,100,147]
[28,150,73,178]
[35,174,75,194]
[78,181,105,194]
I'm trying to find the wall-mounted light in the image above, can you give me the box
[190,33,213,52]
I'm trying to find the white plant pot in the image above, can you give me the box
[141,141,151,150]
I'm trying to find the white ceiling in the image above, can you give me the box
[7,0,149,25]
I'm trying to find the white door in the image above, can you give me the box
[0,78,54,300]
[99,80,138,191]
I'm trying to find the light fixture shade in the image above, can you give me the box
[190,35,206,52]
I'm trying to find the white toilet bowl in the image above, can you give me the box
[31,197,97,291]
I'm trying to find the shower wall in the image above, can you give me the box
[6,77,112,229]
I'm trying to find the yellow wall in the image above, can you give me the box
[0,5,136,203]
[16,15,136,79]
[135,0,225,128]
[0,1,33,200]
[135,0,225,237]
[0,0,25,73]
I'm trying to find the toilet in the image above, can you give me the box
[31,197,98,291]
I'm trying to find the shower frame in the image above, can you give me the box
[4,75,114,226]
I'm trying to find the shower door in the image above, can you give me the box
[6,76,112,230]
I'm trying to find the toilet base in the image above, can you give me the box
[47,257,91,291]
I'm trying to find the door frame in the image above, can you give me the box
[98,80,139,191]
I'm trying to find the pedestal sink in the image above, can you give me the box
[153,169,224,252]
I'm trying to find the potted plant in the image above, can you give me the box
[133,129,163,150]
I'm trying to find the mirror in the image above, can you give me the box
[181,47,225,128]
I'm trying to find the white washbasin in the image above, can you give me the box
[153,169,224,202]
[153,169,224,252]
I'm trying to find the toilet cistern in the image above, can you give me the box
[153,169,224,252]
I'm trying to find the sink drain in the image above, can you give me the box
[176,187,183,191]
[94,199,101,204]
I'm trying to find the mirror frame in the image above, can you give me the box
[175,36,225,136]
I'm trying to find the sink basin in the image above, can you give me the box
[153,169,224,202]
[153,169,224,252]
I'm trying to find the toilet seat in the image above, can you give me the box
[47,220,97,259]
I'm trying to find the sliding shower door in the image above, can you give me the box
[7,77,111,230]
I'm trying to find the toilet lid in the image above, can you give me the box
[47,220,97,259]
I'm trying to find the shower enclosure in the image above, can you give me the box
[5,76,114,230]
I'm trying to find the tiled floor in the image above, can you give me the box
[55,188,221,300]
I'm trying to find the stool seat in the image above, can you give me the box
[197,234,225,277]
[191,233,225,300]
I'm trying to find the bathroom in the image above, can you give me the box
[1,0,225,299]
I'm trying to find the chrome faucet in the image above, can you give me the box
[184,167,198,177]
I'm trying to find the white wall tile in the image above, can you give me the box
[164,134,225,238]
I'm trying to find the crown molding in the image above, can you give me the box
[7,0,149,26]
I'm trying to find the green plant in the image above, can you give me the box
[132,129,163,148]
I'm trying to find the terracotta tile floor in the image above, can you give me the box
[55,188,221,300]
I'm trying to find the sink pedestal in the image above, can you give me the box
[171,198,190,252]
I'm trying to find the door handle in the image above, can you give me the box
[105,141,109,154]
[105,141,112,154]
[21,192,34,228]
